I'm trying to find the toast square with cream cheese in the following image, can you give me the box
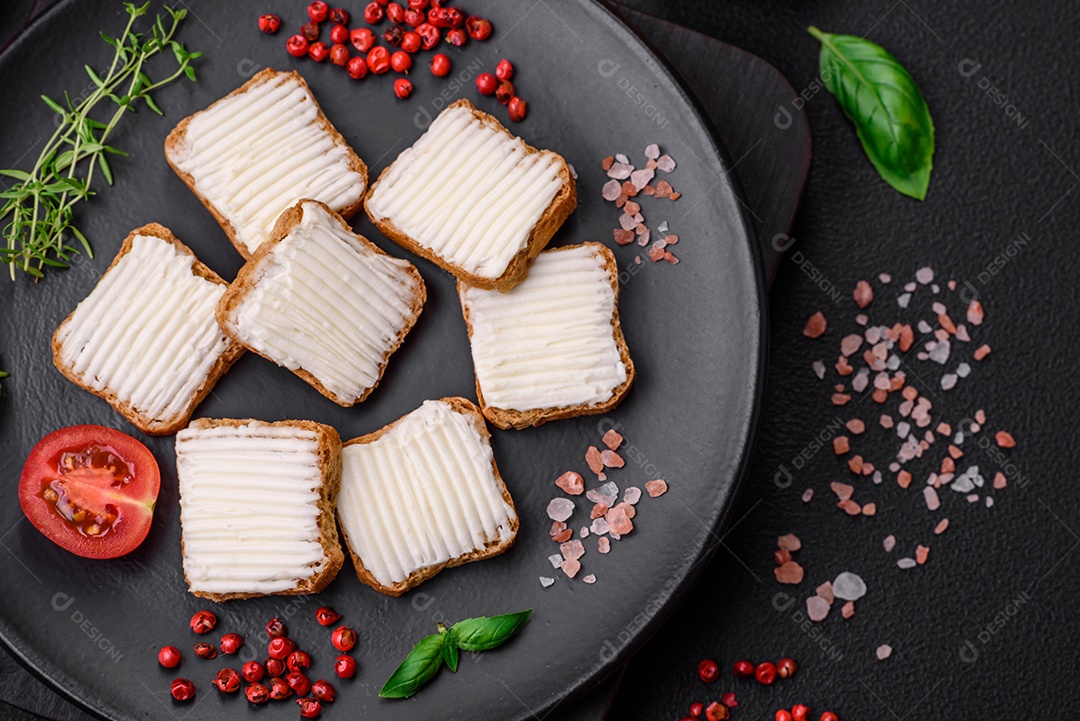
[165,68,368,258]
[336,397,518,596]
[364,99,576,291]
[216,199,426,407]
[176,418,344,601]
[52,224,245,436]
[458,242,635,430]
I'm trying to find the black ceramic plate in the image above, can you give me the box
[0,1,765,718]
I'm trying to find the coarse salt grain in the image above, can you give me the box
[876,644,892,660]
[883,535,896,552]
[816,581,835,603]
[645,479,668,497]
[548,554,563,568]
[832,572,867,600]
[804,312,827,338]
[540,576,555,588]
[897,558,917,569]
[547,498,575,522]
[778,533,802,551]
[623,486,642,505]
[556,471,585,495]
[583,574,597,584]
[774,561,804,584]
[841,601,855,619]
[807,595,830,622]
[802,488,814,502]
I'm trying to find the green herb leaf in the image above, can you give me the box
[379,633,446,699]
[442,631,459,672]
[97,154,114,185]
[1,3,200,279]
[40,95,66,116]
[808,26,934,200]
[449,609,532,652]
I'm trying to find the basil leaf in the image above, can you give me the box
[442,636,459,672]
[449,609,532,652]
[808,26,935,200]
[379,633,445,699]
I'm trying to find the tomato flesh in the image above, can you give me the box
[19,425,160,559]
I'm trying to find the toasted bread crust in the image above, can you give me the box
[337,397,519,597]
[51,223,246,437]
[458,242,636,430]
[164,68,369,259]
[180,418,345,602]
[364,99,576,292]
[215,200,426,407]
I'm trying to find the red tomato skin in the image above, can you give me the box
[18,425,160,559]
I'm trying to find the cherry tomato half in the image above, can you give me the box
[18,425,160,559]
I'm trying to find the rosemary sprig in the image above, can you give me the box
[0,2,201,280]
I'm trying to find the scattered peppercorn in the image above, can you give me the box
[266,617,287,638]
[698,658,720,683]
[189,610,216,635]
[193,642,216,660]
[733,659,754,678]
[309,41,330,62]
[170,678,196,701]
[755,661,777,685]
[394,77,414,98]
[258,14,281,34]
[308,2,329,23]
[335,654,358,678]
[157,646,181,669]
[777,657,798,678]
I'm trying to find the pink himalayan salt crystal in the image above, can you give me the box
[807,595,831,622]
[839,499,862,515]
[802,488,814,503]
[547,498,575,522]
[560,539,585,562]
[841,601,856,619]
[600,449,625,468]
[830,481,854,501]
[597,536,611,554]
[645,479,668,497]
[774,561,804,584]
[777,533,802,552]
[924,486,941,511]
[623,486,642,505]
[583,574,597,584]
[605,505,634,535]
[561,558,581,578]
[840,334,863,356]
[993,472,1007,489]
[853,280,874,308]
[935,518,950,534]
[555,471,585,495]
[883,535,896,552]
[540,576,555,588]
[586,446,604,475]
[876,644,893,660]
[862,503,877,516]
[816,581,835,604]
[602,429,623,450]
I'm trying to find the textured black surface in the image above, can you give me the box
[610,1,1080,720]
[0,1,765,720]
